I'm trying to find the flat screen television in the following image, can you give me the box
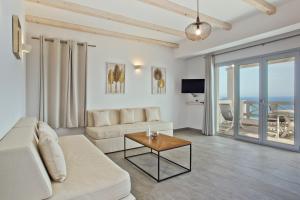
[181,79,205,93]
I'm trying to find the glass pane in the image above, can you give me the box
[216,65,234,136]
[267,57,295,145]
[239,63,260,138]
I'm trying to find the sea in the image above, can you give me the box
[220,96,294,118]
[240,96,294,110]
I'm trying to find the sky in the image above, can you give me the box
[219,60,294,99]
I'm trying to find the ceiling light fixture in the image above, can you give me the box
[185,0,212,41]
[134,65,143,73]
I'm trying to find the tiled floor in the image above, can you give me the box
[108,129,300,200]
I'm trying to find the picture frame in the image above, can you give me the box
[106,62,126,94]
[152,66,166,94]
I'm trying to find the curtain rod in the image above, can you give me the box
[213,33,300,57]
[31,36,96,47]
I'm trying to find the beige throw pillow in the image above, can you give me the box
[38,122,58,142]
[38,135,67,182]
[120,109,135,124]
[93,111,111,127]
[145,108,160,122]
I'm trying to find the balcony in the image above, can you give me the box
[217,100,294,145]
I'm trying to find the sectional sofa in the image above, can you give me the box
[86,107,173,153]
[0,117,134,200]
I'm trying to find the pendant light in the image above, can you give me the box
[185,0,212,41]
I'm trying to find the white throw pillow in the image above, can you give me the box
[38,135,67,182]
[38,122,58,142]
[120,109,135,124]
[93,111,111,127]
[145,108,160,122]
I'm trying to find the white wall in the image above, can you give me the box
[0,0,26,140]
[26,23,187,130]
[183,56,206,130]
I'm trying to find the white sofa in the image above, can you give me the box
[0,117,135,200]
[86,107,173,153]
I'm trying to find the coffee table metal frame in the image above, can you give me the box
[124,136,192,182]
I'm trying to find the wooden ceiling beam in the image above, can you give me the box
[242,0,276,15]
[25,0,185,37]
[25,15,179,48]
[137,0,232,30]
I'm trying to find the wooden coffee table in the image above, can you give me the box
[124,132,192,182]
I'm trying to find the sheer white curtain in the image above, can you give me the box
[39,36,87,128]
[203,54,215,136]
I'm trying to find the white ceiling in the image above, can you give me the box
[171,0,284,21]
[25,0,289,43]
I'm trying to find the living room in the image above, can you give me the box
[1,0,300,200]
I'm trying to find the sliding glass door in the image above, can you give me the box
[262,53,298,150]
[215,50,300,151]
[236,61,261,141]
[215,65,234,136]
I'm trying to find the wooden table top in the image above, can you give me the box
[125,132,191,152]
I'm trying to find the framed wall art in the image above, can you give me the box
[152,67,166,94]
[12,15,22,59]
[106,62,125,94]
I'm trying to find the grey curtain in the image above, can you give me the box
[203,54,215,136]
[39,36,87,128]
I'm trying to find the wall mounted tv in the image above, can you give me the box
[181,79,205,93]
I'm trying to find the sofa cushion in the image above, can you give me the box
[93,111,111,127]
[86,121,173,140]
[39,135,67,182]
[38,122,59,142]
[50,135,131,200]
[145,108,160,122]
[86,125,123,140]
[132,108,146,122]
[87,109,120,127]
[136,121,172,132]
[120,109,135,124]
[125,121,173,134]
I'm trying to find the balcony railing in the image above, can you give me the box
[241,100,294,119]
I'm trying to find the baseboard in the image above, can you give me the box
[174,127,190,132]
[174,127,203,134]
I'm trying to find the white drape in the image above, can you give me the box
[39,36,87,128]
[203,54,215,136]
